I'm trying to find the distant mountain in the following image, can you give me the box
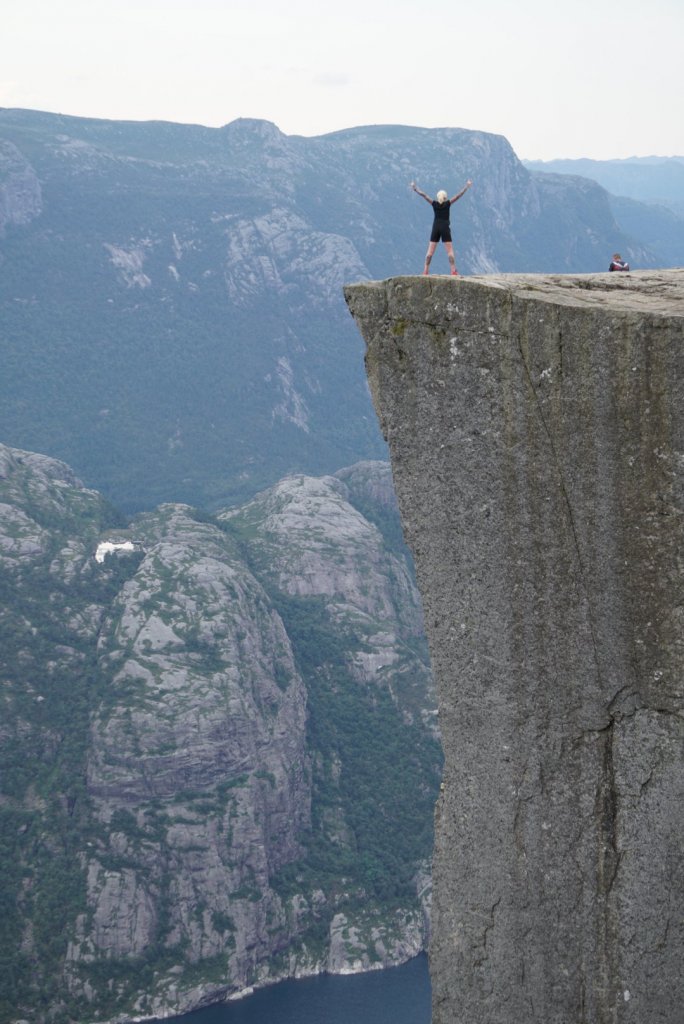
[523,156,684,214]
[606,195,684,268]
[0,444,438,1023]
[0,109,670,513]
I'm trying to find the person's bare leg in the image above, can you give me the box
[423,242,437,275]
[445,242,458,275]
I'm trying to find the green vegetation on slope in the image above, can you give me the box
[271,592,441,906]
[0,556,143,1023]
[0,452,439,1023]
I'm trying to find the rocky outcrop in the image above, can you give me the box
[221,466,434,725]
[70,502,312,1014]
[345,270,684,1024]
[0,140,42,234]
[0,444,437,1023]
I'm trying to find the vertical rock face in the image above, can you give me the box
[345,271,684,1024]
[78,503,312,997]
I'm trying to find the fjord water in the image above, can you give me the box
[172,955,430,1024]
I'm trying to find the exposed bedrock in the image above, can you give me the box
[345,270,684,1024]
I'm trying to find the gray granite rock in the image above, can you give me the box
[345,270,684,1024]
[0,140,42,233]
[0,443,437,1022]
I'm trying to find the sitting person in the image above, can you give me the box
[609,253,630,271]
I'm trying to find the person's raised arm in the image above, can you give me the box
[450,179,473,204]
[410,181,433,204]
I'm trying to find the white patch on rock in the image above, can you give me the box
[272,357,310,432]
[467,249,501,274]
[95,540,135,563]
[103,243,152,288]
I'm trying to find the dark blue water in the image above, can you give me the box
[170,954,430,1024]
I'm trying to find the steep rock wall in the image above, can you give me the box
[345,270,684,1024]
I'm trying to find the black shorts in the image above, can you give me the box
[430,220,452,243]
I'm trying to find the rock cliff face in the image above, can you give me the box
[0,447,438,1023]
[345,270,684,1024]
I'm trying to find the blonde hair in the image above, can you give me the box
[436,190,448,203]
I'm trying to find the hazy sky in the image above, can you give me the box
[2,0,682,160]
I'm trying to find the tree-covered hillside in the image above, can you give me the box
[0,109,668,513]
[0,445,439,1023]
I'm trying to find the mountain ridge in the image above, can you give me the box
[1,109,675,514]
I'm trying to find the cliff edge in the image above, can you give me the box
[345,270,684,1024]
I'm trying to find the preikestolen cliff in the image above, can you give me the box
[345,269,684,1024]
[2,109,684,1024]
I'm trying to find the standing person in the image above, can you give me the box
[411,179,472,275]
[609,253,630,271]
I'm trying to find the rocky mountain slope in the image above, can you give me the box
[524,155,684,212]
[0,444,439,1024]
[0,109,669,514]
[524,156,684,264]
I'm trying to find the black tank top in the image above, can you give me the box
[432,200,451,222]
